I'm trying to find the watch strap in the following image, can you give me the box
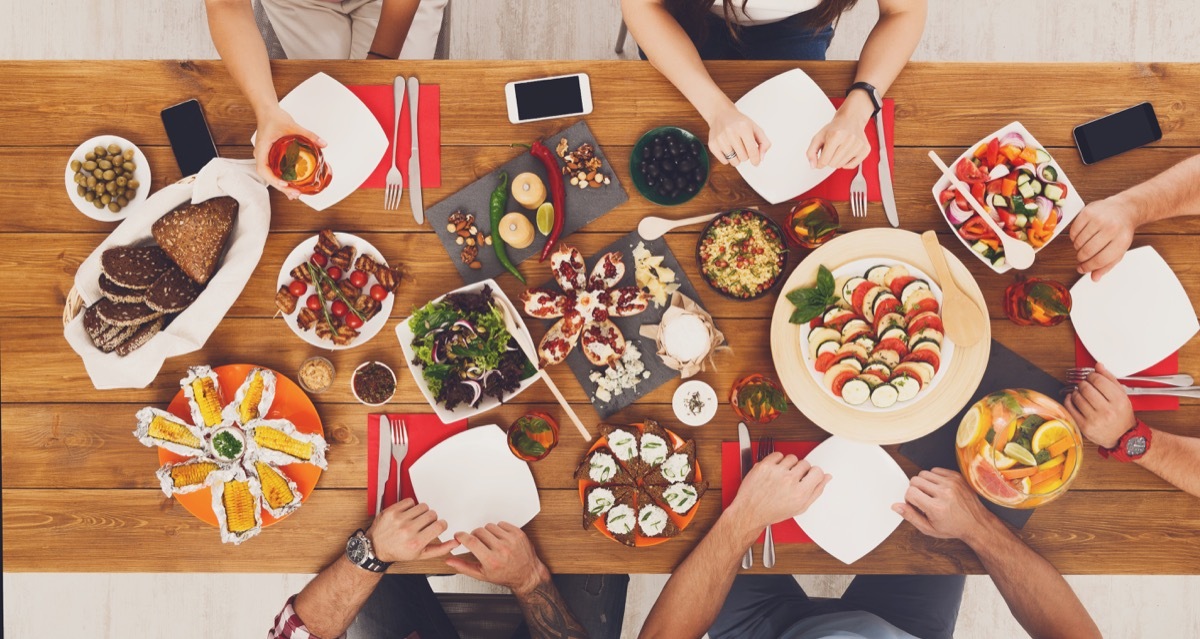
[348,528,393,573]
[1099,420,1152,462]
[845,81,882,117]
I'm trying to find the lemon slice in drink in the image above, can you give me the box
[1031,419,1071,454]
[1003,442,1038,467]
[293,149,317,182]
[536,202,555,235]
[956,405,987,448]
[981,443,1016,470]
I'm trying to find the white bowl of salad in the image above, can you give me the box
[931,122,1085,273]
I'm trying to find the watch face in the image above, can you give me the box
[347,535,368,564]
[1126,436,1148,457]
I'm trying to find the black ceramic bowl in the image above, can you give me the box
[695,208,788,301]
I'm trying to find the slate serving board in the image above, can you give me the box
[898,340,1067,529]
[530,230,708,420]
[424,120,628,284]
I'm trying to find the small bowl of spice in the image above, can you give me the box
[352,361,397,407]
[210,426,247,462]
[673,380,718,427]
[298,356,336,394]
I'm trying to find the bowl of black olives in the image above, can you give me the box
[630,127,709,206]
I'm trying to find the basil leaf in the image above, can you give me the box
[816,265,835,297]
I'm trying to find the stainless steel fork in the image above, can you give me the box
[389,417,409,504]
[757,436,776,568]
[1065,367,1194,388]
[849,164,868,218]
[384,75,405,210]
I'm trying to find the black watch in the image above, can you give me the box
[346,528,392,573]
[845,81,882,118]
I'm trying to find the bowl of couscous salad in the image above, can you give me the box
[696,208,788,301]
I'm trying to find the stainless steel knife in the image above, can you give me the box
[875,111,898,228]
[375,416,391,516]
[407,76,424,225]
[738,421,754,569]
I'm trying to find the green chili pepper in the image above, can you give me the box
[490,171,525,283]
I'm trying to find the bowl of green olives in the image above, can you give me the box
[64,135,151,222]
[630,126,709,206]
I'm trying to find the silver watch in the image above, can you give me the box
[346,528,391,573]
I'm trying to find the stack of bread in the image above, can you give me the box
[83,196,238,356]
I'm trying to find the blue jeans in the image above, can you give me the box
[348,574,628,639]
[709,574,966,639]
[640,12,835,61]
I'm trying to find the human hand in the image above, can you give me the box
[706,103,771,168]
[893,469,996,543]
[253,106,326,199]
[445,522,550,597]
[1064,362,1136,449]
[806,106,872,170]
[728,452,830,534]
[366,498,459,563]
[1070,196,1138,280]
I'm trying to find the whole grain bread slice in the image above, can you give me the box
[100,245,174,289]
[99,273,147,304]
[145,265,202,313]
[94,298,164,328]
[114,315,165,356]
[152,196,237,284]
[82,304,136,352]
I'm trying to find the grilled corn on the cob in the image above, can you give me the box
[255,461,297,510]
[254,426,314,460]
[150,415,202,448]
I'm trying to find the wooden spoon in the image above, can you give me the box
[927,151,1035,270]
[920,230,987,347]
[637,212,721,240]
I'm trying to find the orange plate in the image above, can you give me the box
[576,423,702,547]
[159,364,323,527]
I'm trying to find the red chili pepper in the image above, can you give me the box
[513,141,567,262]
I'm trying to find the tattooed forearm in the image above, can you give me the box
[516,579,590,639]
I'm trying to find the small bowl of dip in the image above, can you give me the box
[352,361,397,407]
[298,356,335,394]
[210,425,247,462]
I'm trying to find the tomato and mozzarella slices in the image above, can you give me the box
[806,262,943,409]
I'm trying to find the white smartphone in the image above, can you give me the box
[504,73,593,124]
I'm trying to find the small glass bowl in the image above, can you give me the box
[298,356,336,394]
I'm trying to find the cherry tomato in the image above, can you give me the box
[954,157,989,184]
[370,284,389,301]
[305,295,321,311]
[345,313,364,329]
[327,266,343,280]
[331,300,348,318]
[310,252,328,267]
[288,280,307,297]
[349,270,368,288]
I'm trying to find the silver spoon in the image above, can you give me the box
[637,212,721,240]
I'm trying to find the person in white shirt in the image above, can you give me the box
[622,0,926,172]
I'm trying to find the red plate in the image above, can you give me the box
[158,364,324,527]
[577,423,702,547]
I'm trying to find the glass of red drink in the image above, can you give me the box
[268,135,332,195]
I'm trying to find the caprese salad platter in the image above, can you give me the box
[796,259,952,412]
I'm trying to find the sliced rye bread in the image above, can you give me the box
[152,196,237,285]
[645,480,709,516]
[145,265,202,313]
[100,245,174,289]
[82,304,137,353]
[644,440,698,486]
[114,315,165,356]
[605,492,640,547]
[582,484,635,529]
[574,448,636,486]
[94,298,164,328]
[636,501,681,540]
[98,273,147,304]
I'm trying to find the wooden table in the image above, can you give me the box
[3,61,1199,575]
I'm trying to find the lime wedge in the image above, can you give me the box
[1003,442,1038,467]
[536,202,555,235]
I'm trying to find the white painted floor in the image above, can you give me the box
[4,0,1200,637]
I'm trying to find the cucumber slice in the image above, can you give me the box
[865,264,890,285]
[892,375,921,402]
[1044,183,1066,202]
[841,277,867,305]
[870,383,900,408]
[841,379,871,405]
[1034,148,1052,164]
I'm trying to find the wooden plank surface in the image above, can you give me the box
[3,61,1199,575]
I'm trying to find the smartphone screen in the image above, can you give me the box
[161,99,220,176]
[1074,102,1161,164]
[513,76,585,121]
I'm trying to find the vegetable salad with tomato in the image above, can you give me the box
[937,131,1070,269]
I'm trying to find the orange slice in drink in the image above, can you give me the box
[293,149,317,182]
[1031,419,1071,454]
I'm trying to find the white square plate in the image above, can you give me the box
[1070,246,1198,378]
[251,72,388,211]
[794,436,908,564]
[734,68,837,204]
[408,425,541,555]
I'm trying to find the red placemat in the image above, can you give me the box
[366,414,468,515]
[1074,336,1179,411]
[348,84,442,189]
[797,98,894,203]
[720,441,820,543]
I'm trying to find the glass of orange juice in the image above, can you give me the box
[268,135,332,195]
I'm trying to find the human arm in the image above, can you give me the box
[1072,154,1200,279]
[620,0,770,168]
[894,469,1100,639]
[806,0,926,169]
[365,0,421,59]
[1065,363,1200,497]
[203,0,325,197]
[445,522,586,638]
[289,499,458,638]
[638,453,831,639]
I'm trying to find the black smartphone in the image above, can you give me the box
[161,99,220,176]
[1073,102,1161,165]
